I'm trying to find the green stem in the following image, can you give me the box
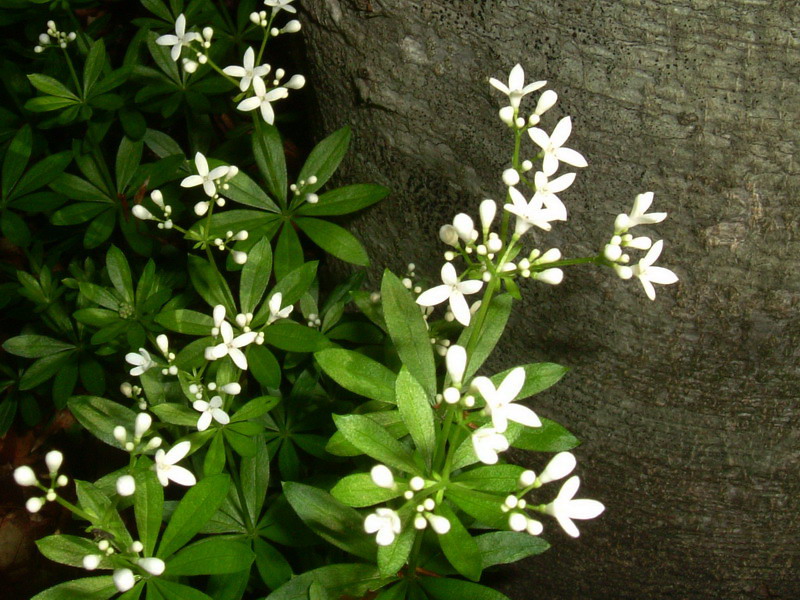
[256,14,276,65]
[532,255,601,270]
[52,493,94,523]
[405,530,425,581]
[61,48,82,96]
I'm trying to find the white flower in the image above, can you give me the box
[264,0,297,14]
[528,116,588,176]
[415,263,483,326]
[504,186,567,236]
[113,568,136,593]
[266,292,293,325]
[154,441,197,487]
[137,557,166,576]
[532,171,575,217]
[489,64,546,109]
[116,475,136,497]
[224,47,270,92]
[45,450,63,474]
[125,348,155,377]
[537,452,577,485]
[192,395,230,431]
[207,321,258,370]
[155,14,201,62]
[615,192,667,233]
[545,475,605,538]
[370,465,395,489]
[181,152,230,198]
[632,240,678,301]
[364,508,401,546]
[472,367,541,433]
[471,426,510,465]
[236,76,288,125]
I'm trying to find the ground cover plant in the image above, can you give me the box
[2,1,677,598]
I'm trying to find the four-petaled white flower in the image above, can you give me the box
[472,367,541,433]
[236,76,288,125]
[207,321,258,370]
[193,395,230,431]
[632,239,678,301]
[504,186,567,236]
[544,475,605,538]
[266,292,293,325]
[471,426,510,465]
[532,171,575,217]
[528,116,588,176]
[154,441,197,487]
[223,47,270,92]
[489,64,546,109]
[125,348,155,377]
[364,507,401,546]
[614,191,667,233]
[155,14,200,62]
[181,152,230,198]
[416,262,483,326]
[264,0,297,15]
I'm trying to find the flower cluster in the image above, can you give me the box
[34,21,76,53]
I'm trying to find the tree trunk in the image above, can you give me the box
[299,1,800,598]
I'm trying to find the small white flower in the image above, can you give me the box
[370,464,395,489]
[207,321,258,370]
[192,395,230,431]
[471,426,510,465]
[266,295,291,326]
[181,152,230,198]
[415,263,483,327]
[113,568,136,593]
[264,0,297,15]
[528,116,588,176]
[545,475,605,538]
[154,441,196,487]
[137,557,166,576]
[83,554,101,571]
[125,349,155,377]
[364,508,401,546]
[537,452,577,485]
[223,47,270,92]
[155,14,201,62]
[532,171,575,217]
[236,76,288,125]
[504,186,567,236]
[472,367,541,433]
[489,64,546,109]
[45,450,63,474]
[615,192,667,233]
[116,475,136,497]
[632,240,678,301]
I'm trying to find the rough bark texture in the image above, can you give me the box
[299,1,799,598]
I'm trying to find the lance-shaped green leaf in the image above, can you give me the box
[2,124,32,199]
[157,474,231,558]
[241,435,270,519]
[239,237,272,314]
[377,517,415,577]
[148,579,213,600]
[330,473,403,508]
[490,362,569,400]
[297,126,351,194]
[106,245,134,303]
[167,538,254,575]
[283,482,376,561]
[266,563,382,600]
[223,170,280,212]
[68,396,136,449]
[295,217,369,266]
[456,294,512,380]
[445,485,506,529]
[452,464,526,492]
[83,39,106,96]
[36,535,112,569]
[274,223,303,281]
[188,255,236,314]
[27,74,79,99]
[474,531,549,568]
[297,184,389,217]
[333,414,418,474]
[315,348,396,405]
[156,309,214,335]
[510,417,580,452]
[134,470,164,557]
[435,503,482,581]
[253,122,287,203]
[395,368,435,469]
[2,335,74,358]
[420,576,510,600]
[115,137,143,194]
[74,480,133,547]
[31,576,117,600]
[263,321,333,352]
[380,270,436,399]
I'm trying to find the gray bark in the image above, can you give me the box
[299,1,800,598]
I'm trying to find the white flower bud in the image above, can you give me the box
[146,437,163,450]
[113,568,136,593]
[487,237,503,253]
[67,32,76,41]
[625,236,652,250]
[285,74,306,89]
[14,466,38,487]
[479,199,497,231]
[202,26,213,40]
[132,205,155,220]
[156,334,169,357]
[282,20,302,33]
[138,557,165,576]
[26,497,45,513]
[232,251,248,265]
[183,59,198,73]
[535,90,558,115]
[38,33,50,44]
[521,160,534,172]
[47,20,56,30]
[134,413,152,439]
[305,193,319,204]
[502,168,520,187]
[519,470,536,487]
[423,498,436,511]
[250,11,261,24]
[534,268,563,285]
[221,382,241,395]
[427,514,451,534]
[370,464,395,489]
[439,224,459,246]
[120,382,133,397]
[57,474,68,487]
[614,213,630,233]
[113,426,127,444]
[409,476,425,491]
[509,512,528,532]
[45,451,63,474]
[130,541,144,553]
[34,46,44,53]
[116,475,136,497]
[83,554,101,570]
[614,264,633,280]
[452,213,475,242]
[235,230,249,241]
[504,495,518,509]
[603,244,622,262]
[414,514,427,529]
[442,387,460,404]
[537,452,577,485]
[499,106,515,126]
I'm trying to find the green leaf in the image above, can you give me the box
[435,503,482,581]
[266,563,381,600]
[150,403,198,427]
[116,137,143,193]
[445,485,506,529]
[51,202,107,226]
[13,150,72,198]
[1,210,30,246]
[83,39,106,96]
[158,474,231,558]
[167,538,254,575]
[315,348,396,405]
[19,353,72,390]
[2,335,74,358]
[36,535,112,569]
[330,473,403,508]
[31,577,117,600]
[252,123,286,203]
[68,396,136,449]
[297,126,351,194]
[204,432,226,476]
[254,537,292,590]
[380,270,436,399]
[420,577,510,600]
[308,582,330,600]
[188,255,236,314]
[395,368,435,469]
[50,173,111,203]
[149,580,212,600]
[452,465,526,492]
[2,124,32,199]
[74,480,133,547]
[510,417,580,452]
[297,184,389,216]
[84,210,116,249]
[283,482,376,561]
[143,128,184,159]
[274,223,303,282]
[333,414,418,474]
[27,74,79,99]
[248,344,281,388]
[156,309,214,335]
[24,96,78,112]
[232,396,278,422]
[241,435,270,519]
[457,294,512,380]
[263,321,332,352]
[377,522,415,578]
[490,363,569,400]
[295,217,369,266]
[268,261,318,309]
[134,470,164,558]
[106,245,134,302]
[239,237,272,314]
[79,282,119,310]
[92,67,132,97]
[475,531,549,568]
[223,170,280,212]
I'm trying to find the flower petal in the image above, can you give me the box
[646,266,678,285]
[550,116,572,148]
[416,285,451,307]
[449,291,471,326]
[167,465,197,487]
[197,411,212,432]
[527,127,550,150]
[181,174,204,188]
[229,348,248,371]
[567,499,605,520]
[504,403,542,428]
[237,97,261,112]
[164,440,192,465]
[554,147,588,169]
[457,279,484,296]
